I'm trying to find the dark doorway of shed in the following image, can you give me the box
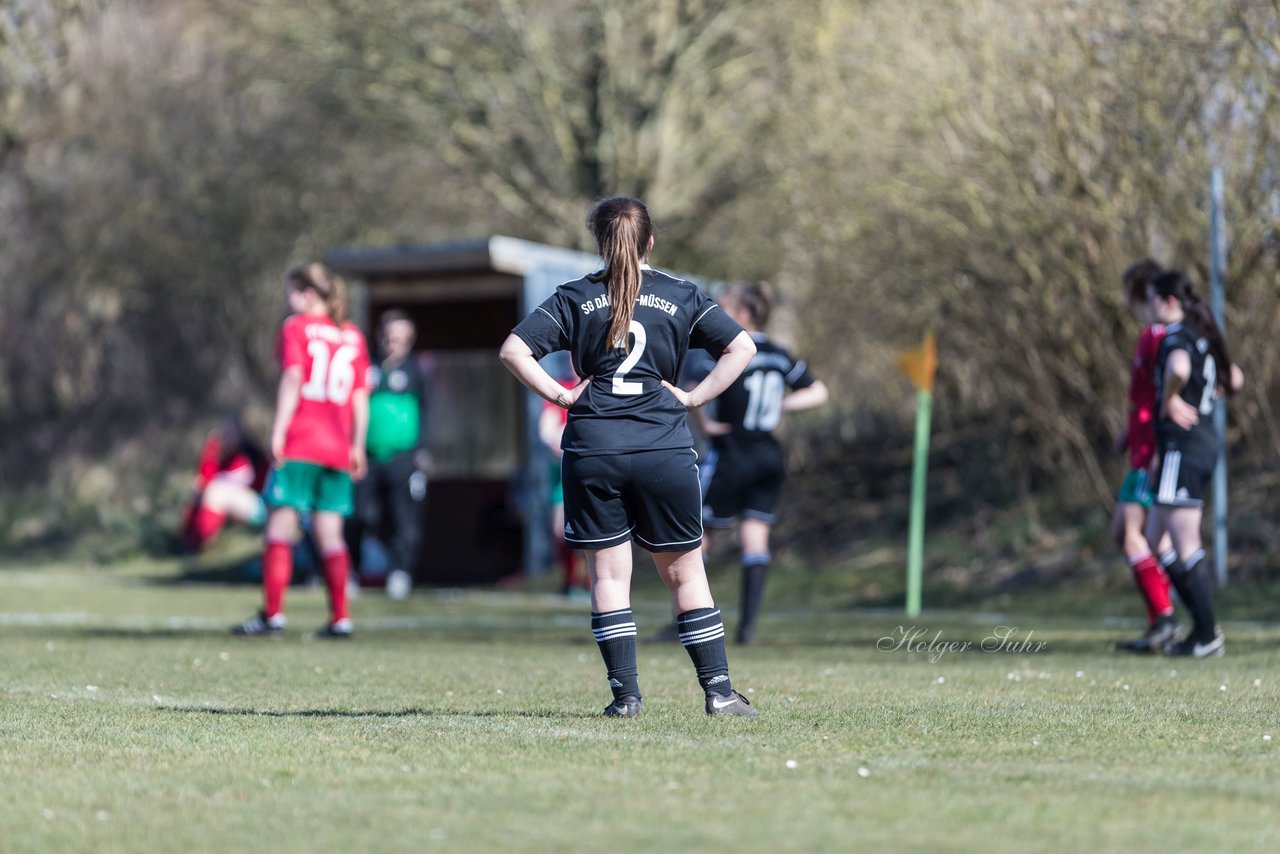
[367,295,523,586]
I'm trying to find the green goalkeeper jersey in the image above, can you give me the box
[366,355,428,462]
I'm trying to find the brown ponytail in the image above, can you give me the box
[287,262,348,324]
[587,196,653,350]
[725,281,774,329]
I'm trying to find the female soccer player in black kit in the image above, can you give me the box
[500,196,760,717]
[699,283,828,645]
[1145,270,1243,658]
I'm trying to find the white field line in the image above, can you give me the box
[0,611,590,631]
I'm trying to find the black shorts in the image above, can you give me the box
[561,448,703,553]
[702,440,785,528]
[1154,444,1216,508]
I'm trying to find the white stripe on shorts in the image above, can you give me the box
[1159,450,1181,504]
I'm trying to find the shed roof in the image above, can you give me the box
[325,236,603,280]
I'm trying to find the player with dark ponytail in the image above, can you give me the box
[1145,269,1243,657]
[500,196,761,716]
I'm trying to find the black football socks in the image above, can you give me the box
[591,609,640,700]
[1166,550,1216,643]
[676,607,733,697]
[1181,550,1218,643]
[739,553,770,639]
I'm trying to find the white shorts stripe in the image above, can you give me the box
[633,531,703,548]
[565,525,637,545]
[1159,450,1181,504]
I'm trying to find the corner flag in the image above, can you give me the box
[896,332,936,618]
[895,331,937,393]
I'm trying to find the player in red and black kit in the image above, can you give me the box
[695,283,827,645]
[1146,269,1243,658]
[234,263,370,638]
[500,195,760,717]
[1110,260,1181,654]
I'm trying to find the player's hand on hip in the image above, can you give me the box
[1165,395,1200,430]
[660,380,698,409]
[564,378,590,407]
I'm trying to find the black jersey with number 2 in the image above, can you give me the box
[1154,321,1218,455]
[512,267,744,456]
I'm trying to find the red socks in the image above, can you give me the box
[262,540,293,618]
[558,540,584,590]
[189,506,227,552]
[322,548,351,623]
[1128,552,1173,625]
[262,540,350,624]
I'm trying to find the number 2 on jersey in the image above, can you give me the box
[612,321,647,395]
[301,341,359,404]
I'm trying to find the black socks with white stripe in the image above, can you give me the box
[591,609,640,700]
[594,607,735,703]
[677,607,733,697]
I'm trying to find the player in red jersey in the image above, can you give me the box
[234,263,370,638]
[179,416,269,554]
[1110,260,1184,653]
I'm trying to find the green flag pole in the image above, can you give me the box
[906,388,933,618]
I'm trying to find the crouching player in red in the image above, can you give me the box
[234,263,370,638]
[180,416,270,554]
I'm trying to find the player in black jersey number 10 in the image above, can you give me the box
[500,196,760,716]
[694,283,828,645]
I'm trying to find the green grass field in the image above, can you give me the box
[3,554,1279,853]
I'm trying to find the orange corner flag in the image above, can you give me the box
[896,332,937,393]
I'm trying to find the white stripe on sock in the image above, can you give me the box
[679,625,726,645]
[592,624,637,642]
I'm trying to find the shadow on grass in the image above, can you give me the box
[157,705,590,720]
[147,543,320,588]
[151,557,284,587]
